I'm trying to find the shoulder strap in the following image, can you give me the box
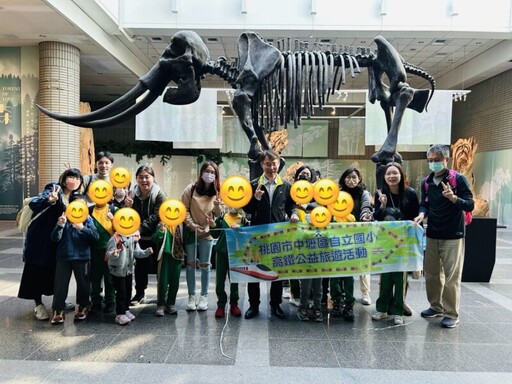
[448,169,458,189]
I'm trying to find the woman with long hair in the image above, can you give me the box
[372,162,419,325]
[330,167,373,322]
[18,168,83,321]
[181,161,223,311]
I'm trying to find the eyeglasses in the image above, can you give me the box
[426,157,444,163]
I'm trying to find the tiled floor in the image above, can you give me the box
[0,221,511,383]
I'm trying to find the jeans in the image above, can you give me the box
[185,238,214,297]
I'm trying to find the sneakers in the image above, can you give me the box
[165,305,177,315]
[186,295,197,311]
[330,302,342,318]
[230,304,242,317]
[34,304,49,321]
[282,287,291,299]
[130,293,145,306]
[342,304,354,322]
[51,310,65,325]
[361,292,371,305]
[115,314,131,325]
[312,309,323,322]
[125,311,135,321]
[372,311,389,321]
[197,295,208,311]
[441,317,459,328]
[215,306,225,318]
[394,315,404,325]
[297,306,309,321]
[74,306,89,321]
[155,306,165,317]
[421,308,443,318]
[289,297,300,307]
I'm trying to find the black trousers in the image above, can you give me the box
[247,280,283,309]
[52,260,90,312]
[112,274,132,315]
[133,239,154,296]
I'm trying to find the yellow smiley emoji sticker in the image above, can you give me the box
[327,191,354,219]
[309,206,332,228]
[290,180,314,205]
[313,178,340,206]
[87,179,113,206]
[65,200,89,224]
[110,166,131,189]
[219,175,252,209]
[112,208,141,236]
[159,199,187,227]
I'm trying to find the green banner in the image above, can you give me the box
[226,221,424,283]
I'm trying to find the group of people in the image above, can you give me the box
[18,143,474,329]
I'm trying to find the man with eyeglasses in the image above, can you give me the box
[243,150,299,320]
[414,144,474,328]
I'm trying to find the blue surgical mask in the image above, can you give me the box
[428,161,444,173]
[202,172,216,184]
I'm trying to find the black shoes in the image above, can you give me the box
[271,305,286,319]
[244,307,259,319]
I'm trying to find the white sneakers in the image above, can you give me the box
[289,297,300,307]
[187,295,208,311]
[187,295,197,311]
[361,292,372,306]
[155,306,165,317]
[197,295,208,311]
[34,304,49,320]
[394,315,404,325]
[115,314,131,325]
[371,311,389,320]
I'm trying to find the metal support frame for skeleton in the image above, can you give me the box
[37,30,435,177]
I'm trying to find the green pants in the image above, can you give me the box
[157,254,182,306]
[330,276,355,305]
[375,272,407,315]
[215,250,239,307]
[90,247,115,305]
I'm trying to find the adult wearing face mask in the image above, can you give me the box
[181,161,223,312]
[414,144,474,329]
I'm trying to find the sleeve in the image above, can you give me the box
[359,190,373,220]
[285,184,298,218]
[152,227,165,245]
[134,240,151,259]
[181,184,196,229]
[79,218,100,241]
[406,188,420,221]
[29,184,57,213]
[51,223,64,242]
[140,190,166,236]
[242,181,259,216]
[373,191,384,221]
[418,177,429,216]
[105,236,119,260]
[455,174,475,212]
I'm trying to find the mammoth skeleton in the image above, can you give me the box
[38,30,435,168]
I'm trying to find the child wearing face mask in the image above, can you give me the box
[211,207,249,318]
[181,161,224,312]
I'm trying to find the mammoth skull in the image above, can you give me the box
[37,30,210,128]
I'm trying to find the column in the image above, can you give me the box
[38,41,81,190]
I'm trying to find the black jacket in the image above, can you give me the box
[243,176,297,225]
[419,170,474,239]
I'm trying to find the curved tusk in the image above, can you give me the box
[37,82,149,125]
[44,90,160,128]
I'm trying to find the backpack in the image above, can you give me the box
[16,197,50,234]
[423,169,473,225]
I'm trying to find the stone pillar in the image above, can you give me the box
[38,41,80,190]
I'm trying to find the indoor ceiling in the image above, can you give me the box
[1,0,511,106]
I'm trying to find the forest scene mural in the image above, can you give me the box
[0,47,39,220]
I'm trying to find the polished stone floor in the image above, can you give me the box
[0,221,511,383]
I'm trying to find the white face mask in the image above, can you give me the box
[202,172,216,184]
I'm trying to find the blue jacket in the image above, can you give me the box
[51,218,99,261]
